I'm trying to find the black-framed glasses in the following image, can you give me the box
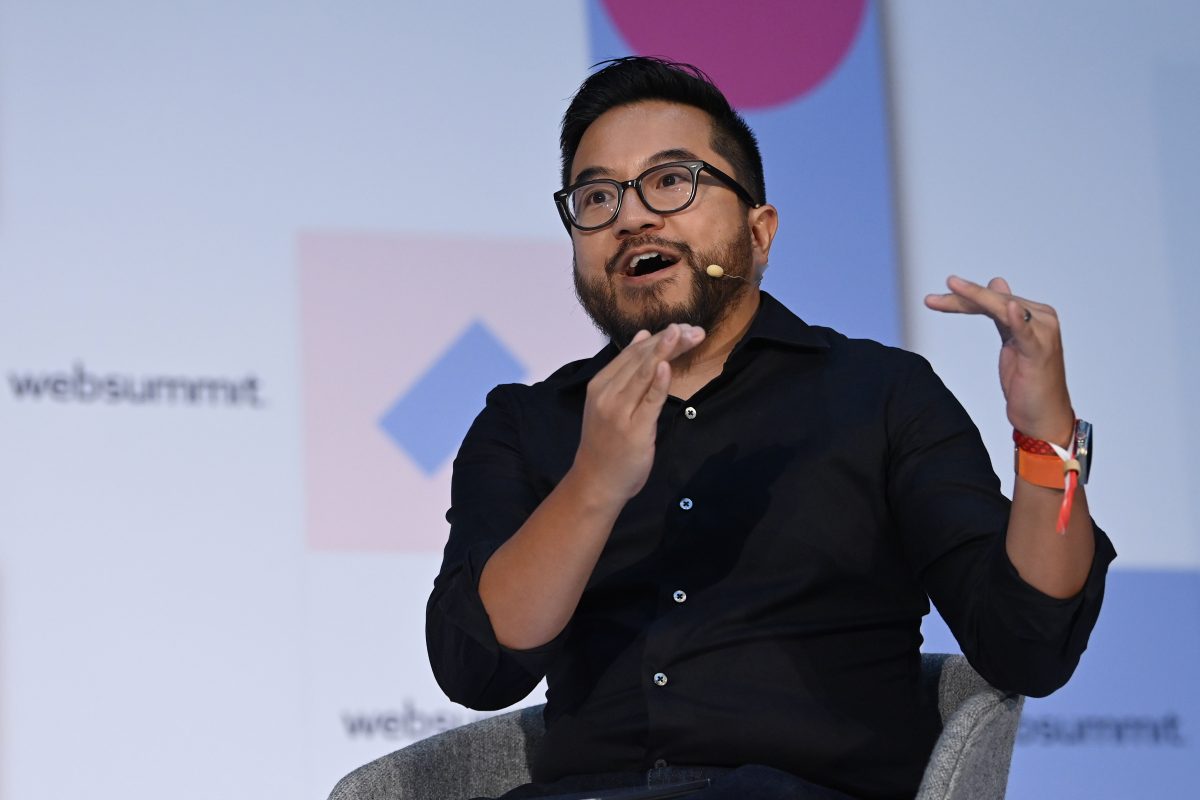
[553,160,762,232]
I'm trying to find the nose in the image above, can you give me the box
[613,186,664,237]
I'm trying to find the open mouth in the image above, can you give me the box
[625,251,680,278]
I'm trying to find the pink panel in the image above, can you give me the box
[299,231,594,551]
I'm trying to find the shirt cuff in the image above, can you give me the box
[989,519,1117,647]
[438,538,568,678]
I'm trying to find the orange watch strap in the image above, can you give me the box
[1015,446,1067,489]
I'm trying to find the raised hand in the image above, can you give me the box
[478,322,706,649]
[574,323,706,502]
[924,275,1074,446]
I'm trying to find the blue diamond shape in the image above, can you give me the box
[379,320,526,475]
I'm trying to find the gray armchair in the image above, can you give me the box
[330,653,1023,800]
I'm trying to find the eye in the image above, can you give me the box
[574,185,615,209]
[648,166,694,193]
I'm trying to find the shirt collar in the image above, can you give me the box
[555,290,829,393]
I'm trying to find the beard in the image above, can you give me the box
[572,223,756,350]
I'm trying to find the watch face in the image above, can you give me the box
[1074,420,1093,484]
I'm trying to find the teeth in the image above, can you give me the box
[628,252,662,274]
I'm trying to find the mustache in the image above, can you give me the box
[605,236,698,276]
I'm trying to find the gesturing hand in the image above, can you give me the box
[924,275,1075,446]
[574,323,706,503]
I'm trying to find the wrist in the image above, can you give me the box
[1018,410,1075,449]
[564,456,637,512]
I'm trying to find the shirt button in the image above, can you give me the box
[654,758,668,769]
[673,590,687,603]
[684,406,697,420]
[678,497,693,511]
[653,672,669,687]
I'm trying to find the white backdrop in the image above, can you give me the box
[889,5,1199,794]
[890,1,1199,567]
[0,2,1196,798]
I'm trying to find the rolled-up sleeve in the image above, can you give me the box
[887,354,1116,697]
[425,385,567,710]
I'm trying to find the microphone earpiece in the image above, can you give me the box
[705,264,745,280]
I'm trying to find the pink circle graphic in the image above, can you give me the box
[600,0,866,109]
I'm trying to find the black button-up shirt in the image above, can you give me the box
[426,292,1114,800]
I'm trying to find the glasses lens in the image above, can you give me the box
[569,182,621,228]
[641,163,696,212]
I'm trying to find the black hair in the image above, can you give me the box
[559,57,766,204]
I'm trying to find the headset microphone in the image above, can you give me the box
[705,264,746,280]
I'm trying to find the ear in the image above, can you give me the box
[748,204,779,274]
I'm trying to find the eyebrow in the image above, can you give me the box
[571,148,702,185]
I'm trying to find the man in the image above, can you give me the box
[426,58,1114,800]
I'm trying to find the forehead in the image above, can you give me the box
[570,100,720,183]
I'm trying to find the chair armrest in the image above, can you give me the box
[917,654,1024,800]
[328,704,546,800]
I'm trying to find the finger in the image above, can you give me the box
[609,326,686,391]
[660,323,706,361]
[1018,298,1056,314]
[1003,299,1042,351]
[989,276,1058,333]
[923,292,987,315]
[926,289,1055,325]
[613,324,707,420]
[631,360,671,426]
[618,323,704,382]
[618,324,702,400]
[601,324,686,412]
[597,325,677,390]
[594,328,650,378]
[985,278,1019,341]
[925,276,1017,343]
[927,276,1037,327]
[987,276,1012,296]
[945,275,1014,321]
[964,276,1056,313]
[924,274,994,315]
